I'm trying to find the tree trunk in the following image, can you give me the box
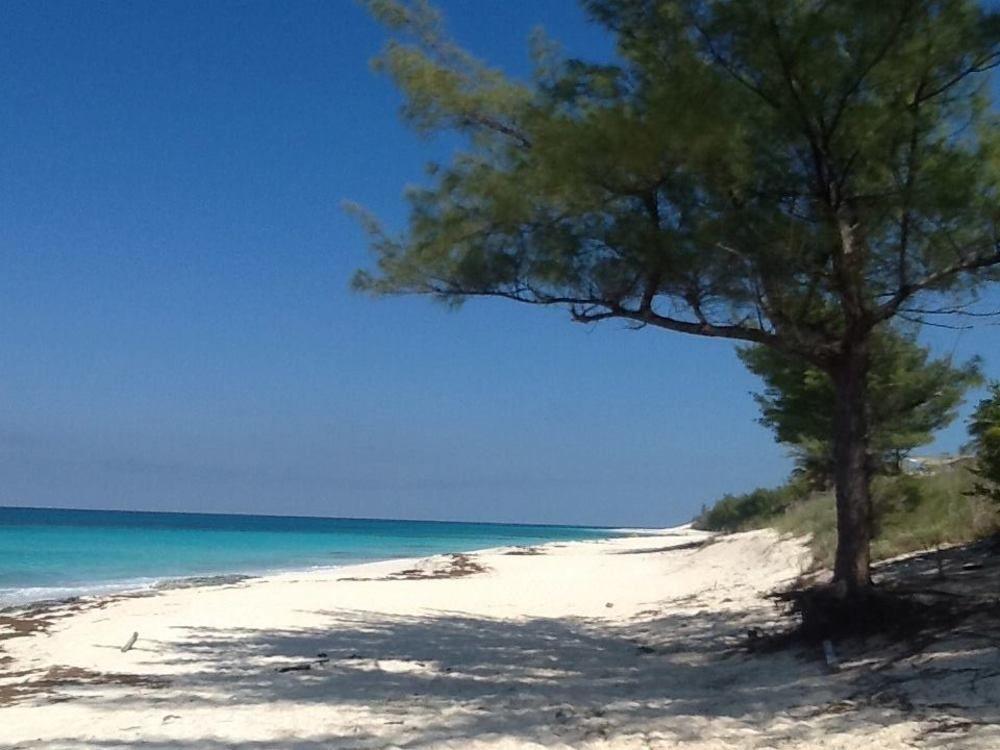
[831,337,873,595]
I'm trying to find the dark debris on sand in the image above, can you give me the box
[339,553,489,582]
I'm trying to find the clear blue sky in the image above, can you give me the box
[1,1,997,527]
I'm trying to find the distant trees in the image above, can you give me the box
[356,0,1000,598]
[694,483,807,533]
[969,383,1000,504]
[739,329,982,487]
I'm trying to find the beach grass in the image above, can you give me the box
[699,463,999,570]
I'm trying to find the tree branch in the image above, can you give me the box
[878,248,1000,321]
[915,50,1000,104]
[460,113,532,149]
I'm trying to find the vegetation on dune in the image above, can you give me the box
[696,463,1000,570]
[356,0,1000,600]
[693,482,810,534]
[696,362,1000,571]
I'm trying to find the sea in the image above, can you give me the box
[0,506,620,609]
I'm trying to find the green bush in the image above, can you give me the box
[693,482,807,532]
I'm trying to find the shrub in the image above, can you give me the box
[694,482,807,532]
[968,383,1000,504]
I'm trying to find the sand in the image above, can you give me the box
[1,527,998,749]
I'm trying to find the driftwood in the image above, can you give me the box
[120,631,138,653]
[276,663,311,673]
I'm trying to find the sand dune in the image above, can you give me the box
[1,528,998,749]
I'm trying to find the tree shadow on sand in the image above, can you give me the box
[12,541,1000,748]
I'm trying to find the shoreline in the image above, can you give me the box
[3,527,997,749]
[0,524,669,616]
[0,520,650,612]
[0,527,786,747]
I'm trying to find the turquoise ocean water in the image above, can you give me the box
[0,506,617,608]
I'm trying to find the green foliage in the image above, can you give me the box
[869,465,996,559]
[693,482,808,532]
[738,329,982,486]
[968,383,1000,503]
[744,465,998,569]
[357,0,1000,348]
[363,0,532,139]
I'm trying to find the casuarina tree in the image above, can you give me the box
[968,383,1000,504]
[738,328,982,486]
[354,0,1000,597]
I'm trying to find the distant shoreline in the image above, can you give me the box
[0,506,637,609]
[1,524,680,615]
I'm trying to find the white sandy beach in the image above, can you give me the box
[1,527,998,749]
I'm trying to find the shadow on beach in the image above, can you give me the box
[7,539,1000,748]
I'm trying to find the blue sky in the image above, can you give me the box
[1,1,997,526]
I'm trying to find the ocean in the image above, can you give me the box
[0,506,618,609]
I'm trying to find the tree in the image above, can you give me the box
[739,329,982,486]
[968,383,1000,504]
[354,0,1000,596]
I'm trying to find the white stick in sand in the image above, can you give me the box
[822,639,839,669]
[121,631,138,653]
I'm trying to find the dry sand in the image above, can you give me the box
[1,527,998,749]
